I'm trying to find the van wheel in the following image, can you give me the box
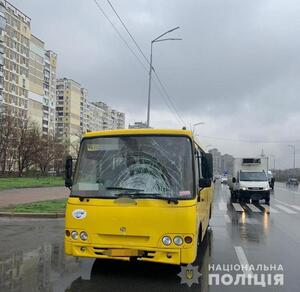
[209,205,212,219]
[265,197,270,204]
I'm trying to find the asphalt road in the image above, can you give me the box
[0,182,300,292]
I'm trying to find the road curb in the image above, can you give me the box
[0,211,65,218]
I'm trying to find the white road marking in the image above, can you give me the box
[234,246,253,277]
[276,186,300,195]
[224,214,231,223]
[246,204,261,213]
[260,204,281,214]
[275,204,297,214]
[274,198,300,211]
[289,205,300,212]
[260,204,270,213]
[232,203,244,212]
[219,201,227,211]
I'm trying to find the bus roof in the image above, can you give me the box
[84,128,194,138]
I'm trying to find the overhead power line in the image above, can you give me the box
[93,0,148,71]
[200,135,300,144]
[93,0,186,126]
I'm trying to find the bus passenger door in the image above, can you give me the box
[195,149,209,239]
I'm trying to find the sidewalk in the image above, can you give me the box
[0,187,70,208]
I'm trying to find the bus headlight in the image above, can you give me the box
[162,236,172,246]
[71,231,78,240]
[80,231,88,241]
[173,236,183,246]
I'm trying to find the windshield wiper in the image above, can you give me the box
[106,186,144,191]
[116,192,179,204]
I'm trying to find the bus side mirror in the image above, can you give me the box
[199,178,212,188]
[201,153,213,180]
[65,155,73,188]
[232,177,236,183]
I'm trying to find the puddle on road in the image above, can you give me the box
[0,231,214,292]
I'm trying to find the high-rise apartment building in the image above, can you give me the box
[0,2,6,112]
[57,79,125,154]
[0,3,5,113]
[0,1,57,135]
[43,50,57,135]
[1,0,31,120]
[56,78,81,154]
[92,101,125,130]
[28,36,57,134]
[129,121,148,129]
[28,34,44,128]
[80,87,88,133]
[208,148,222,175]
[86,101,104,132]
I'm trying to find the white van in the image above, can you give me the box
[228,158,270,203]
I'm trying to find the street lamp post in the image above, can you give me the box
[192,122,205,134]
[288,145,296,169]
[146,27,182,127]
[270,154,276,170]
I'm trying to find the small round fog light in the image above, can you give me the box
[173,236,183,246]
[184,236,193,244]
[162,236,171,246]
[80,231,88,241]
[71,231,78,240]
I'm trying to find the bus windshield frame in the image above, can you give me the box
[71,134,195,200]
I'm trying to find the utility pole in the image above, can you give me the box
[146,27,181,127]
[288,145,296,169]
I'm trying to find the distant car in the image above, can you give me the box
[221,176,228,184]
[286,178,299,187]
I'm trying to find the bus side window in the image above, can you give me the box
[195,148,202,187]
[194,149,199,184]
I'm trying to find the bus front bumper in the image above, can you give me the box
[65,240,196,265]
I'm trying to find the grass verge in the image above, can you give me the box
[0,177,64,191]
[1,199,67,213]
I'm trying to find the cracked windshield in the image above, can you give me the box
[73,136,193,198]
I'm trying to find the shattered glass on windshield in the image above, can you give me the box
[73,136,194,198]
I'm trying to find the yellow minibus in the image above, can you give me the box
[64,128,213,265]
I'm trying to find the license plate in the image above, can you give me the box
[104,249,140,257]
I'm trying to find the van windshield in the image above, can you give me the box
[240,171,268,182]
[72,135,194,199]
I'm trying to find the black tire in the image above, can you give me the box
[230,191,237,202]
[198,224,202,246]
[265,197,270,204]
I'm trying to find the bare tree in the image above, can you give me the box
[15,121,41,177]
[34,134,66,175]
[0,115,17,174]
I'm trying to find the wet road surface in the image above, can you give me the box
[0,182,300,291]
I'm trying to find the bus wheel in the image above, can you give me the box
[198,225,202,246]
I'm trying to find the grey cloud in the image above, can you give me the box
[15,0,300,168]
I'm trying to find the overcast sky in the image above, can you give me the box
[13,0,300,169]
